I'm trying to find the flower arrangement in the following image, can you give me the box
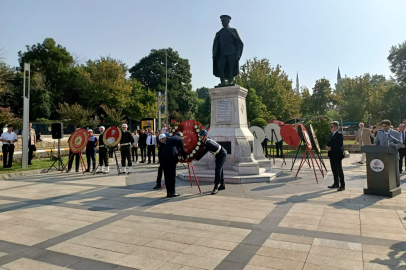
[168,121,205,163]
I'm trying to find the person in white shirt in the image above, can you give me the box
[0,125,18,168]
[132,130,139,163]
[162,124,167,134]
[146,130,157,163]
[398,124,406,173]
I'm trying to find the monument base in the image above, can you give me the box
[364,187,401,198]
[178,168,283,184]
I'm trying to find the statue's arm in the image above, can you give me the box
[212,33,219,58]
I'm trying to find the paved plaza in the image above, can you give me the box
[0,154,404,269]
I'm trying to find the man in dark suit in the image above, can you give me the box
[398,124,406,174]
[139,129,147,163]
[161,132,187,197]
[326,121,345,191]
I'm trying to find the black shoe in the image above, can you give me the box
[153,184,161,189]
[76,169,79,172]
[85,169,90,172]
[28,163,32,165]
[211,185,219,195]
[167,193,180,198]
[328,185,338,189]
[148,162,151,164]
[218,184,225,191]
[140,161,145,163]
[337,186,345,191]
[66,169,71,173]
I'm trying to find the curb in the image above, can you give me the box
[0,168,51,181]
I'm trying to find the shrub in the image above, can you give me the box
[250,118,267,127]
[305,117,331,148]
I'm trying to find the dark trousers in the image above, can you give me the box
[140,145,146,162]
[2,144,14,167]
[399,148,406,173]
[217,54,236,82]
[108,148,113,158]
[68,150,80,170]
[99,147,109,166]
[276,141,284,157]
[28,145,35,164]
[86,150,96,170]
[163,157,177,194]
[121,145,132,167]
[156,163,163,185]
[132,146,138,162]
[330,158,345,187]
[215,153,226,185]
[261,141,268,156]
[148,145,155,163]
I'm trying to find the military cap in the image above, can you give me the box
[220,15,231,21]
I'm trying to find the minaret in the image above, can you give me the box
[337,67,342,83]
[296,72,299,93]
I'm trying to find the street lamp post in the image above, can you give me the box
[165,50,168,127]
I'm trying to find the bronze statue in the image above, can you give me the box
[213,15,244,87]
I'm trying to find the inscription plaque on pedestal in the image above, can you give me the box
[216,100,231,122]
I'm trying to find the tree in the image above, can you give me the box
[299,87,313,118]
[129,48,197,115]
[80,57,132,110]
[250,118,267,127]
[125,79,156,120]
[305,118,330,148]
[0,60,14,105]
[196,87,209,99]
[57,102,95,129]
[235,58,297,120]
[388,41,406,84]
[312,78,332,115]
[246,88,271,122]
[195,87,211,125]
[100,104,126,127]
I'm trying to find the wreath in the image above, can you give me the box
[168,120,205,163]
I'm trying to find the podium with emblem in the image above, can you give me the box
[361,145,401,197]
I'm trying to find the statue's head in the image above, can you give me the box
[220,15,231,28]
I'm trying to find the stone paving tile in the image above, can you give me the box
[313,238,362,251]
[306,254,363,270]
[146,239,190,252]
[248,254,304,270]
[362,244,406,256]
[130,246,179,262]
[361,225,406,235]
[193,238,239,251]
[363,252,406,267]
[361,230,406,241]
[303,262,344,270]
[48,242,127,264]
[317,225,360,235]
[182,245,230,260]
[202,231,247,243]
[84,230,153,246]
[169,253,222,270]
[262,239,311,252]
[319,220,360,230]
[309,245,363,261]
[256,246,308,262]
[114,254,166,270]
[0,230,46,245]
[1,258,67,270]
[279,221,318,231]
[269,233,314,245]
[157,262,204,270]
[363,262,406,269]
[67,236,140,254]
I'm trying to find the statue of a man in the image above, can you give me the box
[213,15,244,87]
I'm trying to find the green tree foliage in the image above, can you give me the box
[195,87,211,125]
[235,58,298,120]
[305,118,330,148]
[125,79,157,120]
[0,60,14,105]
[100,104,126,127]
[312,78,332,115]
[299,87,313,119]
[129,48,197,115]
[250,117,267,127]
[246,88,271,122]
[388,41,406,84]
[57,102,95,129]
[0,107,16,129]
[80,57,132,110]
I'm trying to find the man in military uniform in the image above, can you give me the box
[85,129,98,173]
[195,130,227,195]
[154,133,167,189]
[120,123,134,174]
[161,132,187,197]
[97,126,109,174]
[212,15,244,86]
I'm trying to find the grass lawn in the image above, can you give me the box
[0,156,98,175]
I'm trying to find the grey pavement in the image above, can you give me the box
[0,153,404,269]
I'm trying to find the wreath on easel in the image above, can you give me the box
[168,120,205,163]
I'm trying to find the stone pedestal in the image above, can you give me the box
[178,85,281,183]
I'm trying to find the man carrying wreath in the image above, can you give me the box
[195,130,227,195]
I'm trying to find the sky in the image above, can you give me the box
[1,0,406,93]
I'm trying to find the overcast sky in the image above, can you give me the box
[1,0,405,92]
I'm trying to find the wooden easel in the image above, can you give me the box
[61,151,86,175]
[161,162,202,194]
